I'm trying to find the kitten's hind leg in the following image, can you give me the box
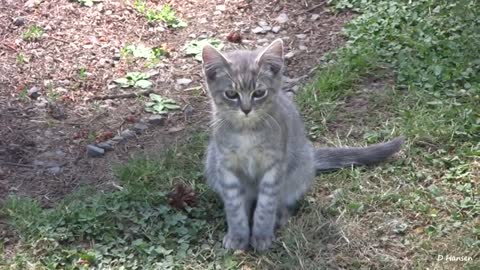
[275,202,301,230]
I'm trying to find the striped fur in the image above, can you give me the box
[202,39,404,251]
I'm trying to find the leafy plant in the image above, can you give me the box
[184,39,224,61]
[114,72,153,89]
[134,0,187,28]
[78,67,87,80]
[18,88,29,101]
[145,93,181,114]
[22,25,43,41]
[16,53,29,65]
[122,44,167,60]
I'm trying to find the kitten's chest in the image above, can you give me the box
[222,134,275,179]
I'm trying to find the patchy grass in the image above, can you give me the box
[292,0,479,268]
[0,133,229,269]
[1,0,479,269]
[22,25,43,42]
[133,0,187,28]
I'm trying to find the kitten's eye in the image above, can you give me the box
[224,90,239,100]
[252,89,267,99]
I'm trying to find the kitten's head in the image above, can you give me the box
[201,39,284,129]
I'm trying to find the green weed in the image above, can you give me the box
[144,94,181,115]
[22,25,43,42]
[133,0,187,28]
[113,71,153,89]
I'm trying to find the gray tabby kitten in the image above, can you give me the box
[202,39,404,251]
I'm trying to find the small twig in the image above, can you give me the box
[89,89,156,101]
[0,161,34,168]
[295,1,327,15]
[1,43,17,52]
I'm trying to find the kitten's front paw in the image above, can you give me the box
[250,233,274,251]
[223,233,249,250]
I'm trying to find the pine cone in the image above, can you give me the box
[168,183,197,209]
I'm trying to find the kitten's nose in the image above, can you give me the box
[241,108,252,115]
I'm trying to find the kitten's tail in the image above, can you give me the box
[314,136,404,174]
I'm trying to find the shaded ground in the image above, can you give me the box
[0,0,350,203]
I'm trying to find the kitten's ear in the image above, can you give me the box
[202,44,229,80]
[255,39,284,75]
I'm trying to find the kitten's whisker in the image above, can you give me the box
[260,115,274,131]
[263,112,282,132]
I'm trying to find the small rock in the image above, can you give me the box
[213,11,221,15]
[27,86,40,99]
[59,79,71,86]
[96,142,114,151]
[272,26,281,33]
[258,21,269,27]
[311,14,320,21]
[285,51,295,59]
[176,78,192,86]
[111,135,125,143]
[296,34,307,39]
[252,26,265,34]
[216,5,226,11]
[105,10,113,16]
[86,145,105,157]
[299,45,308,51]
[262,26,272,32]
[133,122,148,134]
[120,129,135,139]
[188,33,196,38]
[112,54,121,61]
[275,13,289,24]
[35,98,48,108]
[13,16,26,27]
[147,115,166,125]
[47,166,61,175]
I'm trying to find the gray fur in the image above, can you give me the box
[201,39,403,251]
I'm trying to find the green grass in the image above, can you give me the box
[0,133,230,269]
[22,25,43,42]
[133,0,187,28]
[2,0,479,269]
[293,0,479,268]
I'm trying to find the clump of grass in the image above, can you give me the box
[22,25,43,41]
[16,53,29,65]
[133,0,187,28]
